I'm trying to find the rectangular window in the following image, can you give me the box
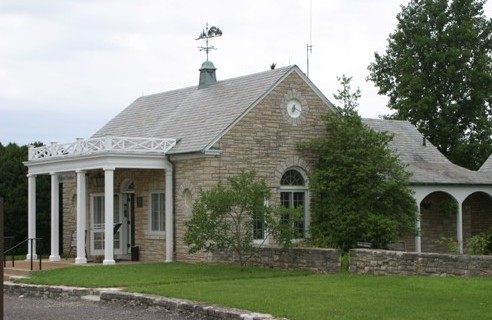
[281,191,305,238]
[253,211,265,240]
[150,192,165,233]
[253,199,269,242]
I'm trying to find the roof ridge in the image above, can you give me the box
[138,65,295,100]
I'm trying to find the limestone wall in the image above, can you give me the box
[211,247,340,274]
[60,173,76,256]
[350,249,492,277]
[174,71,330,263]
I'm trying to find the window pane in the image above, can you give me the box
[281,192,291,208]
[159,194,165,231]
[94,232,104,250]
[94,196,104,225]
[280,191,305,238]
[151,193,165,232]
[253,211,264,240]
[280,170,305,186]
[293,192,305,208]
[113,195,119,222]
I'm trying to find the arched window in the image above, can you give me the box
[280,169,307,238]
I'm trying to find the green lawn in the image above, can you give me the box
[19,263,492,320]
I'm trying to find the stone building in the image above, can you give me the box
[24,62,492,264]
[24,63,335,264]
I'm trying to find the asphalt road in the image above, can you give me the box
[4,294,198,320]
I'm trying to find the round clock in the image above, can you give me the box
[281,89,308,125]
[287,99,302,118]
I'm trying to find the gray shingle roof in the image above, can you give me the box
[362,118,492,185]
[92,65,302,154]
[480,154,492,172]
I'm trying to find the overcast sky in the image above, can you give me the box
[2,0,492,145]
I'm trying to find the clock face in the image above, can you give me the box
[286,99,302,118]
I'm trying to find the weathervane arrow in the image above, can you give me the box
[196,23,223,61]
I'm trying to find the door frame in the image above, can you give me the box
[89,193,123,256]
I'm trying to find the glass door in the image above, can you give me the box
[90,194,121,256]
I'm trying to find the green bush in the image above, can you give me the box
[465,234,490,255]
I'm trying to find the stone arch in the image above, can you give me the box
[419,191,458,253]
[463,191,492,238]
[275,157,311,187]
[120,178,135,193]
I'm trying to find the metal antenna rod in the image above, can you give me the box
[306,0,313,78]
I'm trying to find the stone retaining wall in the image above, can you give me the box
[4,282,92,300]
[100,290,282,320]
[349,249,492,277]
[4,282,282,320]
[211,247,341,274]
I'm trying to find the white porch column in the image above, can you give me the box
[415,209,422,253]
[103,167,115,265]
[75,170,87,264]
[26,174,37,260]
[457,202,464,254]
[165,168,174,262]
[49,172,61,261]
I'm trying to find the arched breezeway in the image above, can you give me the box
[410,185,492,254]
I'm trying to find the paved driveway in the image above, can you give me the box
[4,294,197,320]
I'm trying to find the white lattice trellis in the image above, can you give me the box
[28,137,177,160]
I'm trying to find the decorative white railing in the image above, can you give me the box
[28,136,177,161]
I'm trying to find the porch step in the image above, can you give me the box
[115,254,132,261]
[3,267,32,281]
[3,259,75,281]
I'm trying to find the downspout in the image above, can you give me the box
[166,154,176,261]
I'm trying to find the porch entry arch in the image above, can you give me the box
[412,185,492,253]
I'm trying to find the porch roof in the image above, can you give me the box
[362,118,492,185]
[25,136,175,175]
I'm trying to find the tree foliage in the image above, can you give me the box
[301,76,417,251]
[184,170,300,269]
[368,0,492,170]
[0,142,51,254]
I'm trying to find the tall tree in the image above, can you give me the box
[301,76,417,251]
[0,142,51,254]
[368,0,492,170]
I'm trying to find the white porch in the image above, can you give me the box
[412,184,492,254]
[25,136,176,265]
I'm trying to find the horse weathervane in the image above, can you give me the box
[196,23,223,61]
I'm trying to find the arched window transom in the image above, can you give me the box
[281,170,305,186]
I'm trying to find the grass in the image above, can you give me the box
[19,262,308,287]
[19,263,492,320]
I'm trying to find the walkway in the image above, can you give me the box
[4,294,196,320]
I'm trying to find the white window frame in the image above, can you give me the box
[148,191,165,235]
[280,187,308,239]
[279,169,310,240]
[253,199,270,245]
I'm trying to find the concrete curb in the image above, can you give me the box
[4,282,286,320]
